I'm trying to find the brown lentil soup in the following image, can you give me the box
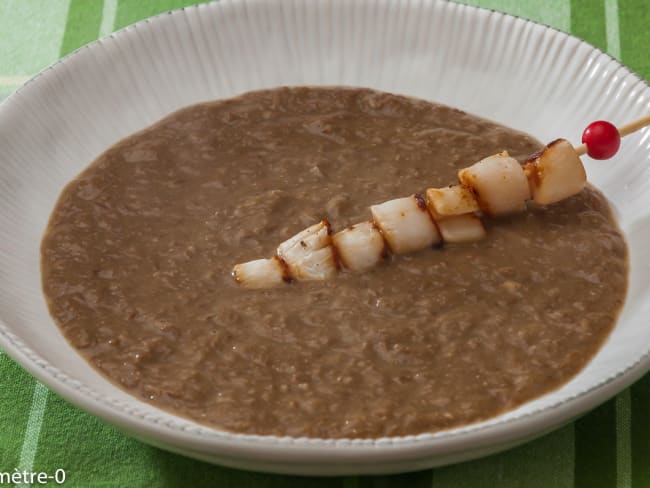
[41,87,628,438]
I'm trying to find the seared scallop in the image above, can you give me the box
[277,220,338,280]
[277,220,331,257]
[425,184,480,218]
[458,151,530,216]
[437,214,486,243]
[524,139,587,205]
[232,257,287,288]
[332,221,386,272]
[289,246,339,281]
[370,195,441,254]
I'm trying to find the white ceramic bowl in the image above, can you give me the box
[1,0,649,476]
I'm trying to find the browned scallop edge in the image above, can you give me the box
[414,193,444,249]
[272,255,294,283]
[458,172,494,217]
[321,218,343,271]
[371,222,392,260]
[329,243,343,272]
[370,216,395,257]
[523,145,546,188]
[523,139,563,190]
[458,183,483,214]
[524,138,564,165]
[323,218,333,235]
[231,266,242,283]
[363,221,389,262]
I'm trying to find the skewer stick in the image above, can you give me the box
[574,145,588,156]
[574,114,650,156]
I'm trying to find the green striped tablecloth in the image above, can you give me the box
[1,1,649,486]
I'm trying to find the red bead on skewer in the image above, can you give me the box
[574,115,650,160]
[581,120,621,159]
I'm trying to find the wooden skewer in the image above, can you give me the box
[574,114,650,156]
[618,114,650,137]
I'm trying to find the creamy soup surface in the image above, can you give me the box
[41,87,628,438]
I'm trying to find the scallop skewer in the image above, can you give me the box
[233,117,650,288]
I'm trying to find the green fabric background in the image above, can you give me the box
[1,0,649,486]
